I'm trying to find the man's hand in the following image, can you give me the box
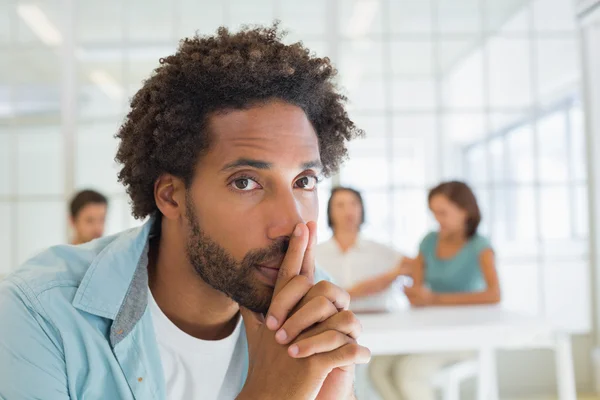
[238,223,370,400]
[405,285,436,307]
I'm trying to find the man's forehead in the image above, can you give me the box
[204,101,321,167]
[207,102,317,140]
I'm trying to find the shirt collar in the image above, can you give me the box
[72,215,155,321]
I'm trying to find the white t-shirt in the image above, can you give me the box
[315,237,408,312]
[148,290,245,399]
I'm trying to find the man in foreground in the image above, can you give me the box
[0,25,369,399]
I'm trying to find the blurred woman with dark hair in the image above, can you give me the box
[392,181,501,400]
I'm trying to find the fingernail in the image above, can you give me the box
[294,225,302,237]
[289,345,299,357]
[275,329,288,342]
[266,315,278,330]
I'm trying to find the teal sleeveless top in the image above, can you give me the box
[420,232,491,293]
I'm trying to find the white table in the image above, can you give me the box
[357,305,576,400]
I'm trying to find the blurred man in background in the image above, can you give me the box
[69,189,108,245]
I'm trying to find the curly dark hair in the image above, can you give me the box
[115,24,362,219]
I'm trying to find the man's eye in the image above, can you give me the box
[232,178,261,191]
[295,176,318,190]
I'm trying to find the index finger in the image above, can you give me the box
[299,221,317,283]
[272,223,309,299]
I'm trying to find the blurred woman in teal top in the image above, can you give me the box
[405,180,500,306]
[390,181,501,400]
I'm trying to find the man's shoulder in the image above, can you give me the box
[2,233,121,302]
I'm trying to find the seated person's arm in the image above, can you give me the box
[347,256,417,299]
[406,249,501,306]
[432,248,501,305]
[0,281,69,399]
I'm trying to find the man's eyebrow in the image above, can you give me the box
[301,160,323,170]
[220,159,323,172]
[221,159,272,171]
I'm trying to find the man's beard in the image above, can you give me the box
[185,197,288,314]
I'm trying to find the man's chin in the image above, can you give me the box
[233,282,273,315]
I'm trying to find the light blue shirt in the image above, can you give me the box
[0,216,331,399]
[420,231,491,293]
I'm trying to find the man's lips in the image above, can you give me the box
[255,266,278,285]
[254,262,282,286]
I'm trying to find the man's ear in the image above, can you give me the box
[154,174,186,220]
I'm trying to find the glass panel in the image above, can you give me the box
[570,104,586,181]
[392,79,435,110]
[390,41,433,76]
[104,194,141,236]
[12,47,61,114]
[464,144,488,185]
[389,0,433,35]
[487,38,532,108]
[0,132,12,197]
[17,126,64,196]
[179,0,225,37]
[507,187,537,241]
[506,123,534,183]
[532,0,577,32]
[75,122,123,194]
[17,201,66,265]
[538,111,568,183]
[345,77,385,111]
[340,156,390,190]
[316,178,333,244]
[338,40,383,76]
[536,38,579,105]
[574,184,589,238]
[279,0,326,38]
[0,202,12,275]
[491,188,508,243]
[393,115,436,186]
[78,56,126,119]
[441,41,485,109]
[228,0,275,31]
[105,195,127,236]
[361,190,392,245]
[489,136,505,183]
[127,55,170,99]
[392,189,428,254]
[443,113,486,145]
[540,186,570,240]
[0,0,12,43]
[128,0,174,42]
[393,137,426,186]
[437,0,481,34]
[338,0,383,38]
[16,0,62,44]
[77,0,124,43]
[347,116,387,157]
[484,0,530,33]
